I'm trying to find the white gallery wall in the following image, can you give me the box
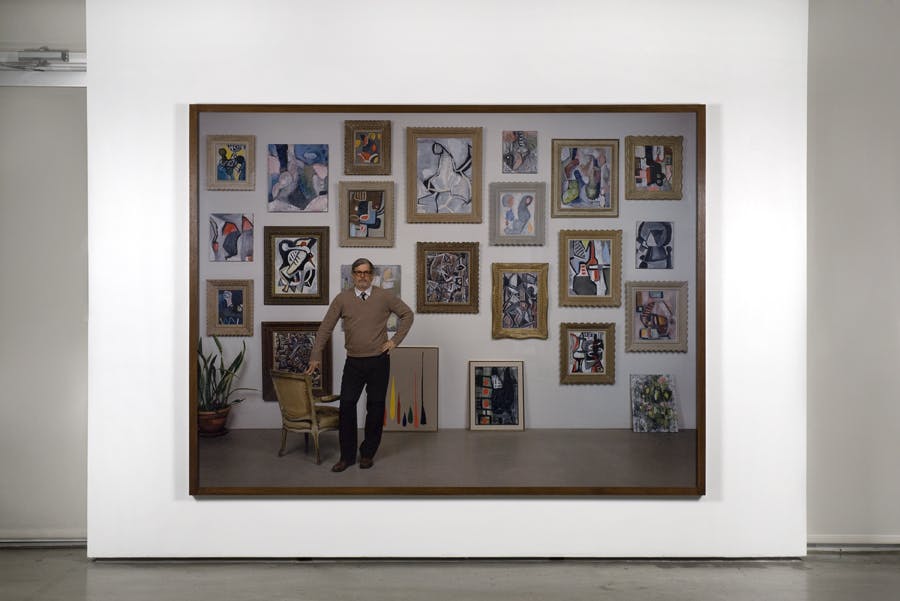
[86,0,808,557]
[807,0,900,544]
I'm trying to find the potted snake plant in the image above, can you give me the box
[197,336,252,436]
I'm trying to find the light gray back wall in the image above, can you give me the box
[807,0,900,544]
[0,86,87,539]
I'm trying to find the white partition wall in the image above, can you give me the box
[87,0,807,557]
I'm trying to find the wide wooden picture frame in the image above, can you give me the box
[206,134,255,191]
[488,182,546,246]
[550,138,618,217]
[260,321,332,400]
[468,361,525,431]
[263,226,329,305]
[406,127,483,223]
[190,104,706,497]
[206,279,253,336]
[416,241,480,314]
[491,262,548,340]
[337,181,395,247]
[558,229,623,308]
[559,322,616,385]
[624,135,683,200]
[344,120,391,176]
[624,281,689,352]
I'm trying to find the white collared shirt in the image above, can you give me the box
[355,286,373,300]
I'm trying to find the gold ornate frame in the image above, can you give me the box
[343,120,391,176]
[205,279,253,336]
[558,229,623,308]
[550,138,618,217]
[406,127,483,223]
[624,135,684,200]
[206,134,255,191]
[559,322,616,385]
[491,262,548,339]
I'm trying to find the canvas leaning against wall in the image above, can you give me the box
[190,104,705,496]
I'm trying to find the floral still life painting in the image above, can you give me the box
[630,374,679,432]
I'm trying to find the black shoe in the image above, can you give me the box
[359,457,374,469]
[331,459,354,472]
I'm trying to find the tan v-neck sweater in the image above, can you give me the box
[311,286,414,361]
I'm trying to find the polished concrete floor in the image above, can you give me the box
[3,548,900,600]
[198,428,698,493]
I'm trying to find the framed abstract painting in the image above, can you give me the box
[208,213,253,262]
[624,135,683,200]
[624,281,688,352]
[468,361,525,431]
[550,138,618,217]
[263,226,329,305]
[491,262,548,340]
[559,322,615,385]
[206,135,255,191]
[344,120,391,175]
[487,182,545,246]
[406,127,483,223]
[337,181,394,247]
[205,279,253,337]
[558,229,622,307]
[260,321,332,399]
[416,241,479,314]
[266,143,329,212]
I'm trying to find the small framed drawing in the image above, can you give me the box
[209,213,253,262]
[206,135,255,191]
[261,321,332,400]
[344,120,391,175]
[266,143,329,212]
[386,347,439,432]
[550,138,618,217]
[624,281,688,352]
[491,262,548,340]
[558,229,622,307]
[206,279,253,336]
[416,241,479,313]
[636,220,673,269]
[630,374,679,433]
[488,182,545,246]
[406,127,483,223]
[559,322,615,385]
[624,135,683,200]
[501,130,538,174]
[340,263,402,332]
[468,361,525,431]
[338,181,394,247]
[263,226,329,305]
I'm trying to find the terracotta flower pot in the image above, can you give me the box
[197,407,231,437]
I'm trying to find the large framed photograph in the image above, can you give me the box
[491,262,548,340]
[190,104,706,497]
[206,279,253,336]
[488,182,545,246]
[385,347,439,432]
[550,138,618,217]
[337,181,394,247]
[624,135,683,200]
[416,241,479,314]
[406,127,483,223]
[266,143,329,212]
[558,229,622,307]
[260,321,332,400]
[625,281,689,352]
[344,120,391,175]
[206,135,255,191]
[263,226,329,305]
[559,322,615,385]
[468,361,525,431]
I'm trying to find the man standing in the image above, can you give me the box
[306,258,414,472]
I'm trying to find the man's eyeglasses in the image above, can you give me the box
[352,270,373,276]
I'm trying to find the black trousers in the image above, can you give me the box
[338,353,390,462]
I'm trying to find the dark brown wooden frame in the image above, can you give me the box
[263,226,330,305]
[189,104,706,497]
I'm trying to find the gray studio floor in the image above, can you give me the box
[3,547,900,600]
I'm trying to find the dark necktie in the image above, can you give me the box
[360,292,367,301]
